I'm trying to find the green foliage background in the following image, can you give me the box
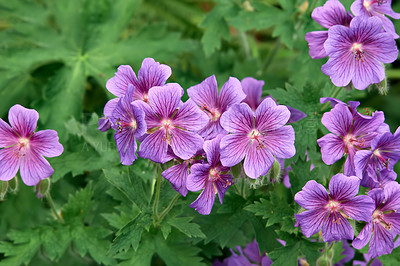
[0,0,400,265]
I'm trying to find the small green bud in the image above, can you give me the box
[7,177,18,192]
[35,178,51,198]
[316,256,331,266]
[270,159,282,182]
[0,181,8,201]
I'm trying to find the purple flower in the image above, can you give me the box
[353,182,400,258]
[317,102,384,176]
[0,105,63,186]
[161,149,204,197]
[351,0,400,38]
[361,167,397,189]
[321,16,398,90]
[109,85,146,165]
[241,77,306,123]
[213,239,272,266]
[220,99,295,179]
[295,174,374,242]
[355,127,400,180]
[305,0,353,59]
[106,58,171,102]
[187,135,232,215]
[134,83,208,163]
[187,75,246,139]
[353,254,382,266]
[99,58,171,131]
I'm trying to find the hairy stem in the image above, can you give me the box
[158,193,181,223]
[153,166,162,223]
[46,192,64,223]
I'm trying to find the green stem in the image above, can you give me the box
[261,40,281,74]
[153,167,162,222]
[320,86,343,112]
[46,192,63,223]
[367,258,375,266]
[239,31,251,59]
[158,193,180,223]
[241,177,246,199]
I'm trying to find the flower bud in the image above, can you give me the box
[35,178,51,198]
[8,177,18,192]
[0,181,8,201]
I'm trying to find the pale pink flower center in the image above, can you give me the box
[373,209,392,229]
[161,119,174,143]
[351,43,364,61]
[343,134,365,153]
[326,200,347,224]
[201,104,221,121]
[249,129,265,150]
[16,137,30,157]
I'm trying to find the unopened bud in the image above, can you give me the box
[376,77,388,95]
[1,181,8,201]
[270,159,282,183]
[8,177,18,192]
[35,178,51,198]
[316,256,331,266]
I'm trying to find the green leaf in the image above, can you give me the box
[71,224,116,265]
[40,225,70,261]
[167,217,206,239]
[109,211,152,254]
[62,184,94,222]
[0,230,41,266]
[379,246,400,264]
[268,242,300,266]
[103,167,150,210]
[289,158,320,194]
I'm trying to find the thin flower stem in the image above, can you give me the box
[241,177,246,199]
[367,258,375,266]
[153,166,162,221]
[261,40,281,74]
[239,31,251,60]
[158,193,181,223]
[46,192,63,223]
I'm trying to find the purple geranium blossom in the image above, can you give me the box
[98,58,171,131]
[109,84,146,165]
[187,135,232,215]
[161,149,204,197]
[241,77,306,123]
[134,83,208,163]
[353,182,400,258]
[317,102,384,176]
[321,16,398,90]
[351,0,400,38]
[355,127,400,180]
[295,174,374,242]
[0,105,63,186]
[305,0,353,59]
[187,75,246,139]
[220,99,295,179]
[361,167,397,189]
[214,239,272,266]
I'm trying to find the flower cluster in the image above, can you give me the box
[99,58,305,215]
[306,0,399,90]
[0,105,63,186]
[296,98,400,258]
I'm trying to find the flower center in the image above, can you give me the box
[351,43,364,61]
[201,104,221,121]
[343,134,365,153]
[208,167,232,188]
[373,209,392,229]
[373,149,389,169]
[326,200,348,224]
[15,137,30,158]
[116,119,137,132]
[249,129,265,150]
[161,119,174,144]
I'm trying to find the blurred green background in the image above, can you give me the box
[1,0,400,264]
